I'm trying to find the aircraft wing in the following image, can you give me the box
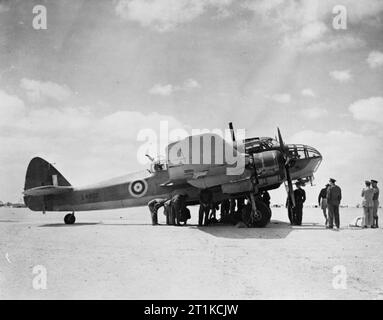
[23,185,73,197]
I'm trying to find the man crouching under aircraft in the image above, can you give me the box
[148,198,168,225]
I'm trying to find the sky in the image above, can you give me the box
[1,0,383,206]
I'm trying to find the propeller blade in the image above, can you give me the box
[277,127,289,164]
[277,127,284,150]
[278,127,295,208]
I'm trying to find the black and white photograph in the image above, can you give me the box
[1,0,383,305]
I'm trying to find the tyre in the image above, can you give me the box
[241,200,271,228]
[64,213,75,225]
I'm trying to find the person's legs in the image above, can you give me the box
[321,199,328,226]
[367,207,373,227]
[151,210,158,225]
[198,205,204,226]
[373,200,379,228]
[204,207,209,226]
[148,201,158,225]
[165,206,170,225]
[296,205,303,225]
[170,204,176,225]
[334,205,340,228]
[292,207,298,225]
[328,204,334,228]
[362,207,368,227]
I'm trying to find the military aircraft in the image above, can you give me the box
[23,124,322,226]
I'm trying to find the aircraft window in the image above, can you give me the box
[152,161,167,172]
[307,149,320,158]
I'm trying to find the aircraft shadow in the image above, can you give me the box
[192,220,294,239]
[39,222,100,227]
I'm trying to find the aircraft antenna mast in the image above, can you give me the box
[229,122,236,142]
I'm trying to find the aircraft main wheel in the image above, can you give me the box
[64,213,76,225]
[242,201,271,228]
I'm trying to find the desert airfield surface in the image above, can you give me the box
[1,206,382,300]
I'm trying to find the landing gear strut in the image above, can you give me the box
[241,194,271,228]
[64,212,76,225]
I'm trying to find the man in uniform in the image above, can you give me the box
[371,180,379,228]
[147,198,167,225]
[361,180,374,228]
[326,178,342,229]
[293,182,306,226]
[172,193,188,226]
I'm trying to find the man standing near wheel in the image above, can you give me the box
[293,182,306,226]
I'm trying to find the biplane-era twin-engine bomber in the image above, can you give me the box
[23,124,322,227]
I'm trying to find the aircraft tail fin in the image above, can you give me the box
[24,157,71,190]
[24,157,72,211]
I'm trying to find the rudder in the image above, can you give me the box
[24,157,71,211]
[24,157,71,190]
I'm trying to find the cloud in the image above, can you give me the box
[269,93,291,104]
[183,78,200,89]
[304,107,328,119]
[349,97,383,124]
[329,70,352,83]
[20,78,73,102]
[305,35,364,53]
[0,88,187,200]
[301,88,316,97]
[0,90,26,126]
[0,4,9,13]
[115,0,233,32]
[243,0,380,53]
[367,50,383,69]
[149,78,200,96]
[149,83,174,96]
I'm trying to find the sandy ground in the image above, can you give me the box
[0,206,382,300]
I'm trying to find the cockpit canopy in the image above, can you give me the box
[242,137,279,154]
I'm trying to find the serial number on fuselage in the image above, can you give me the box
[80,192,99,201]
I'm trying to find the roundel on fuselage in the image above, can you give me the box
[129,180,148,198]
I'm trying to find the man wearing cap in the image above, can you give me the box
[361,181,375,228]
[293,182,306,226]
[371,180,379,228]
[326,178,342,229]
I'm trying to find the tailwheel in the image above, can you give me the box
[242,201,271,228]
[64,212,76,225]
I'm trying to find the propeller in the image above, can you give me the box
[277,128,295,208]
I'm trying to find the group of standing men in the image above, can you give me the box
[318,178,380,229]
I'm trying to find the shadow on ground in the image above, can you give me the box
[39,222,100,227]
[190,220,293,239]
